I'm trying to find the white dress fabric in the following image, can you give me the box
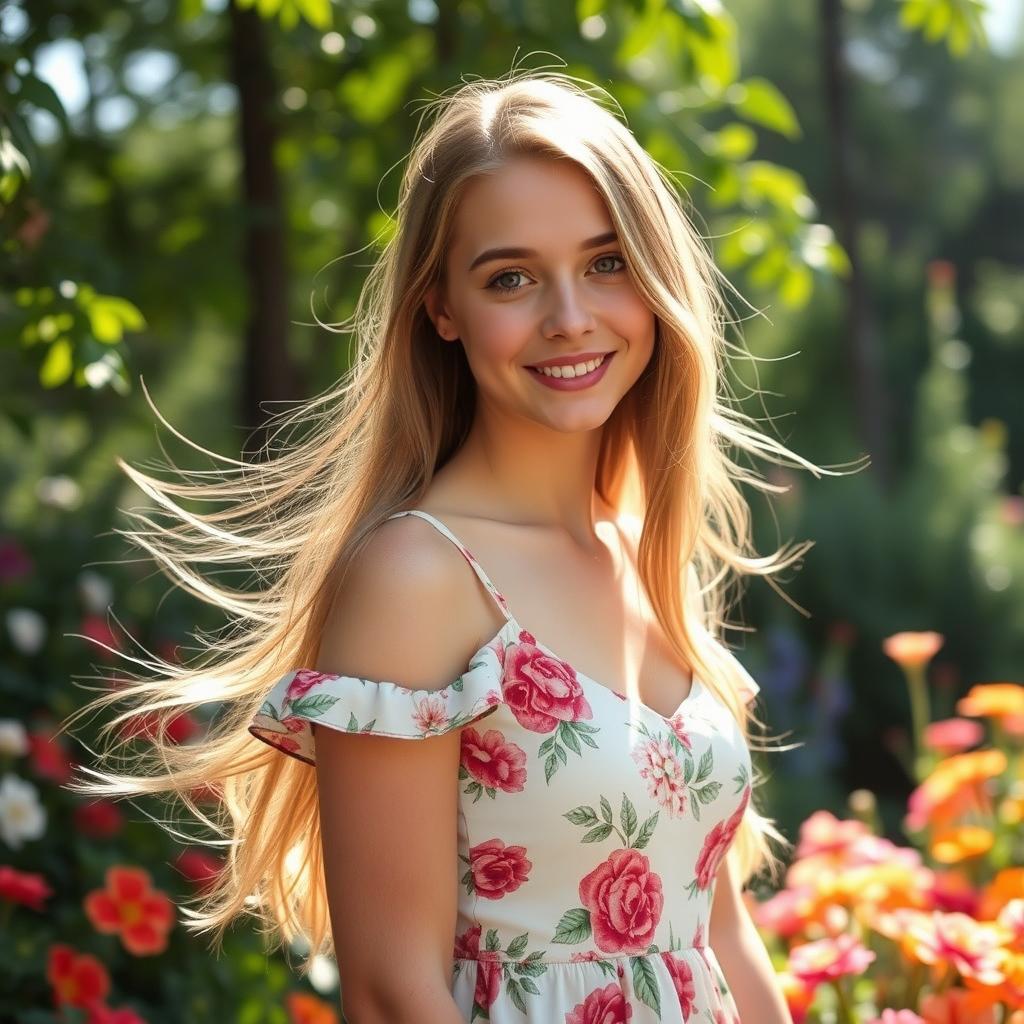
[249,509,759,1023]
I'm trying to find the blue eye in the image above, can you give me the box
[486,253,627,294]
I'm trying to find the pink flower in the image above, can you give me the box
[631,738,688,817]
[788,933,876,988]
[867,1011,923,1024]
[451,923,501,1010]
[469,838,532,899]
[579,848,664,954]
[411,694,451,734]
[565,982,633,1024]
[923,718,984,755]
[503,629,593,733]
[460,728,527,793]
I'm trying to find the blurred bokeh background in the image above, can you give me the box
[2,0,1023,1020]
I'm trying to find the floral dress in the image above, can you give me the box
[249,509,760,1024]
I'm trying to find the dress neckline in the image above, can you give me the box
[499,616,703,723]
[388,508,701,722]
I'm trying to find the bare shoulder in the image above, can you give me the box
[314,511,496,690]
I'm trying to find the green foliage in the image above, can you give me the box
[898,0,990,56]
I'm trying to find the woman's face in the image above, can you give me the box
[425,155,657,433]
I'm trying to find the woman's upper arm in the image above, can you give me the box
[312,518,486,1015]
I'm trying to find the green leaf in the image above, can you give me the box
[551,907,591,944]
[295,0,332,30]
[731,77,800,139]
[39,338,73,388]
[16,74,69,131]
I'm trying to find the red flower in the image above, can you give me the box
[503,628,593,733]
[661,951,697,1017]
[79,615,120,659]
[28,727,75,783]
[469,838,532,899]
[694,785,751,891]
[74,799,124,839]
[451,925,502,1011]
[118,710,200,745]
[579,848,664,955]
[460,727,527,793]
[285,670,330,704]
[47,944,110,1009]
[565,981,634,1023]
[175,849,223,893]
[0,864,53,911]
[84,865,175,956]
[87,1004,148,1024]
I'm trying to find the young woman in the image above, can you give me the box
[68,71,839,1022]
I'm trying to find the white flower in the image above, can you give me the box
[6,608,46,654]
[0,720,29,758]
[0,774,47,849]
[77,570,113,614]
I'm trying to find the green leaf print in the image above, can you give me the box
[259,701,276,719]
[733,760,750,793]
[633,811,659,850]
[511,951,547,977]
[563,805,601,826]
[631,955,661,1015]
[484,928,500,951]
[683,754,695,784]
[551,907,592,944]
[694,746,714,784]
[507,978,528,1015]
[290,693,339,718]
[582,823,615,843]
[599,795,613,824]
[620,794,638,838]
[505,932,529,959]
[537,721,600,783]
[693,781,723,806]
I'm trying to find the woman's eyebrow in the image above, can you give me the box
[467,230,618,272]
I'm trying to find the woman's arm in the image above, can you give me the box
[709,851,795,1024]
[313,517,493,1022]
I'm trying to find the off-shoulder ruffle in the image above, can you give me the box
[248,641,505,766]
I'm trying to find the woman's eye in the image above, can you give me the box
[486,254,627,294]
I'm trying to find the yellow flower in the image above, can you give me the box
[957,683,1024,721]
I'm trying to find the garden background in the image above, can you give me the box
[2,0,1023,1021]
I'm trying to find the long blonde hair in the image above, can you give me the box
[63,69,862,973]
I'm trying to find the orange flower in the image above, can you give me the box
[285,991,339,1024]
[46,943,110,1009]
[957,683,1024,721]
[883,631,944,670]
[978,869,1024,922]
[775,970,814,1024]
[84,865,175,956]
[930,825,995,864]
[905,750,1007,831]
[919,987,998,1023]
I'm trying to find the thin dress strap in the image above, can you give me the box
[386,509,515,625]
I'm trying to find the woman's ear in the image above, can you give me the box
[424,283,459,342]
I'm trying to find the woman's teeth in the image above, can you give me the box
[532,354,607,378]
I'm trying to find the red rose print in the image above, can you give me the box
[503,629,593,733]
[453,923,481,960]
[469,838,532,899]
[694,785,751,890]
[473,949,502,1011]
[565,981,633,1023]
[460,728,527,793]
[452,922,501,1010]
[661,951,697,1018]
[285,670,328,704]
[578,848,664,954]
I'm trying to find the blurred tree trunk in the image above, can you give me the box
[820,0,891,486]
[227,0,298,455]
